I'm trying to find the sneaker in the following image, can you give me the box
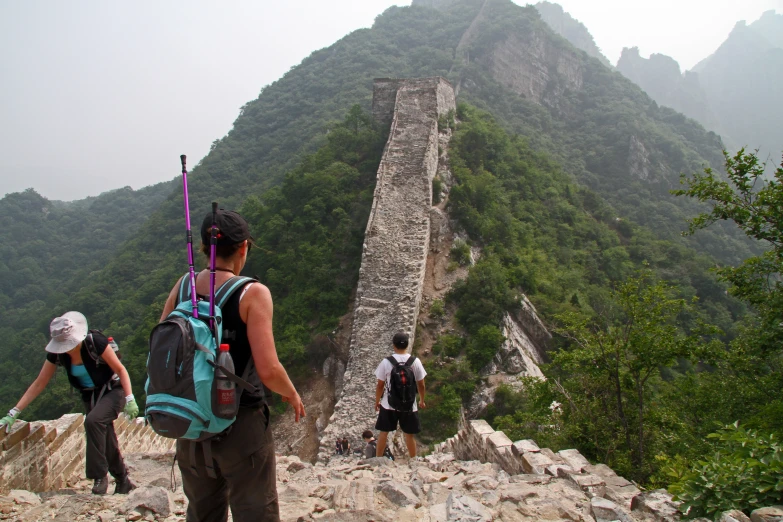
[114,476,136,495]
[92,475,109,495]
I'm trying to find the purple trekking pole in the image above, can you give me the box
[209,201,218,329]
[180,155,199,318]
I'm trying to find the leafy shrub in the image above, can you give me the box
[450,238,472,266]
[432,177,443,204]
[433,333,464,357]
[466,324,505,371]
[669,423,783,519]
[430,298,445,318]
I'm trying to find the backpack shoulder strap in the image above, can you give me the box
[84,333,100,363]
[215,276,257,308]
[386,355,399,367]
[404,356,417,367]
[178,273,192,304]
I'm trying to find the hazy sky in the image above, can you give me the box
[2,1,781,201]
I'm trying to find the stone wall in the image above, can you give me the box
[0,414,175,494]
[435,420,649,514]
[320,78,455,458]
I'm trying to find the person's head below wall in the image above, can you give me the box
[392,332,409,351]
[199,209,253,259]
[362,430,374,440]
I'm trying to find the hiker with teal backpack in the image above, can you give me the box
[147,156,304,522]
[0,311,139,495]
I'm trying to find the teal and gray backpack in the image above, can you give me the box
[145,274,258,442]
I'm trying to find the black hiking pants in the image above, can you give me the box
[83,386,127,480]
[176,405,278,522]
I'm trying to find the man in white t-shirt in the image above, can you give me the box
[373,332,427,458]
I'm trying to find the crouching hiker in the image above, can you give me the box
[373,332,426,458]
[157,209,305,522]
[362,429,394,460]
[0,312,138,495]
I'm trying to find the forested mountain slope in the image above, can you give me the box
[1,0,760,419]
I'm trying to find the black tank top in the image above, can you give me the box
[198,281,265,408]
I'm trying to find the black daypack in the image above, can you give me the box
[84,330,119,365]
[386,355,418,412]
[366,440,395,460]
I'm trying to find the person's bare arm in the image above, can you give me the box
[159,276,183,321]
[417,378,426,409]
[15,361,57,411]
[242,283,305,422]
[102,347,133,398]
[375,380,385,412]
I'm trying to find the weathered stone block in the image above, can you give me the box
[487,430,512,450]
[377,481,421,508]
[631,489,680,522]
[591,496,633,522]
[720,510,752,522]
[750,506,783,522]
[123,486,174,517]
[557,449,590,472]
[545,464,573,477]
[2,422,30,451]
[468,420,495,438]
[557,469,606,497]
[520,451,554,474]
[511,439,540,456]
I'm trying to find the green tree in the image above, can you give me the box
[554,268,720,477]
[673,150,783,337]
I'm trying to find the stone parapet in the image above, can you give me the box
[320,78,455,458]
[0,414,175,494]
[433,421,658,516]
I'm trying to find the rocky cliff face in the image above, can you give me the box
[534,1,611,67]
[616,48,716,129]
[488,31,584,113]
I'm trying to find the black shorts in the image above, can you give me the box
[375,405,421,434]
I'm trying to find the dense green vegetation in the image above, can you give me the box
[424,107,782,517]
[420,105,741,447]
[0,109,383,420]
[240,106,385,369]
[0,183,174,414]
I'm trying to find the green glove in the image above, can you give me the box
[124,396,139,420]
[1,407,21,433]
[0,415,16,433]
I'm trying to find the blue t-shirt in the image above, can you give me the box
[69,364,95,388]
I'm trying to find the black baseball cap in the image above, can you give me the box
[392,332,409,348]
[200,209,252,247]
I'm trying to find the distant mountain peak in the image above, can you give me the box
[534,1,611,67]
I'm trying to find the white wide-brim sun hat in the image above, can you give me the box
[45,311,88,354]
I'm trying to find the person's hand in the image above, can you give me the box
[0,415,16,433]
[282,393,306,423]
[419,399,427,409]
[375,401,381,413]
[124,396,140,420]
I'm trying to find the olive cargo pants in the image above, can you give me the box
[176,405,279,522]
